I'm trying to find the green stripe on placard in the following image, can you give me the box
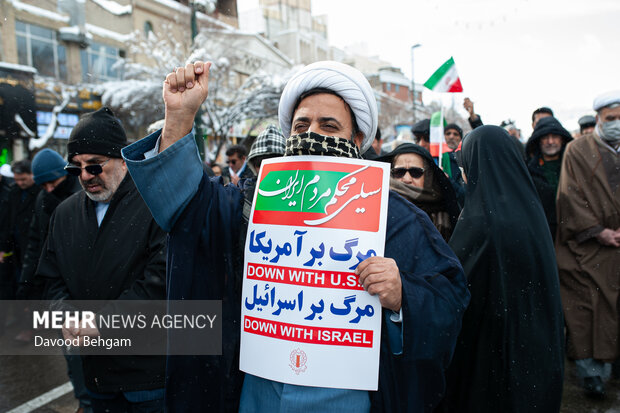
[256,170,349,213]
[424,57,455,90]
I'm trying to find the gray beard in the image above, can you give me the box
[80,170,126,203]
[541,146,561,157]
[84,188,114,202]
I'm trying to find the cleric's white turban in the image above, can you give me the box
[278,61,378,153]
[593,90,620,112]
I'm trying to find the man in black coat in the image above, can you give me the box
[525,116,572,239]
[17,149,89,408]
[36,107,167,413]
[0,164,15,336]
[17,148,82,300]
[0,159,38,298]
[441,123,466,207]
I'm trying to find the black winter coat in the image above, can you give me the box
[0,176,13,213]
[0,177,14,248]
[524,117,572,240]
[0,176,15,293]
[527,155,561,240]
[0,182,39,265]
[37,174,167,393]
[18,175,82,299]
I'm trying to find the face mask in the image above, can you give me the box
[284,132,361,158]
[598,120,620,145]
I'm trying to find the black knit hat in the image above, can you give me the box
[67,107,127,162]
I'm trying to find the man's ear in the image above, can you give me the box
[353,131,365,149]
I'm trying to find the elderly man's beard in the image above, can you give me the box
[445,139,460,151]
[541,142,562,157]
[80,168,126,202]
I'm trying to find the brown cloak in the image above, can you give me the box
[556,133,620,361]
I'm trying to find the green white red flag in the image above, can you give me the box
[429,110,447,159]
[429,110,446,144]
[424,57,463,93]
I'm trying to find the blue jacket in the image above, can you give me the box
[123,131,470,412]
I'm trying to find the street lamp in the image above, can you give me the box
[410,43,421,124]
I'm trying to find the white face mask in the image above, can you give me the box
[598,119,620,145]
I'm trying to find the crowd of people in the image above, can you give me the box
[0,59,618,413]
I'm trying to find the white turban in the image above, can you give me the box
[593,90,620,112]
[278,61,378,153]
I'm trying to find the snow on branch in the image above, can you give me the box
[14,114,36,138]
[99,26,293,141]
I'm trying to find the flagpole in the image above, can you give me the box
[438,104,444,170]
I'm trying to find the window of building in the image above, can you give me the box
[15,21,67,80]
[80,42,123,82]
[144,21,153,36]
[395,84,400,93]
[36,111,79,140]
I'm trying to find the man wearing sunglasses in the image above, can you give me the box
[35,107,167,413]
[225,144,254,185]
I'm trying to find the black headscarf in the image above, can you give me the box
[439,126,565,412]
[377,143,460,240]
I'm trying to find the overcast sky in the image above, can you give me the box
[238,0,620,137]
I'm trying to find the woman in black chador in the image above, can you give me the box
[438,125,564,413]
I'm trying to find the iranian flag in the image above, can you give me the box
[429,110,446,144]
[428,110,446,159]
[424,57,463,93]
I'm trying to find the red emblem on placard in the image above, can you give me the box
[289,348,307,374]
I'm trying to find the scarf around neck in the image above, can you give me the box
[285,132,361,158]
[389,177,453,240]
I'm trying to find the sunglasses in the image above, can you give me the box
[391,167,424,179]
[64,159,111,176]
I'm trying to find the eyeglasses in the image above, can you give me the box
[64,159,111,176]
[391,167,425,179]
[227,159,237,165]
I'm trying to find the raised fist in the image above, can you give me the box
[163,61,211,118]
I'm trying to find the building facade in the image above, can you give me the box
[239,0,329,65]
[0,0,243,160]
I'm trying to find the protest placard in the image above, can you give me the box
[240,156,390,390]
